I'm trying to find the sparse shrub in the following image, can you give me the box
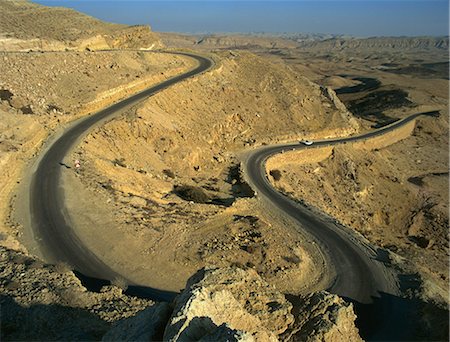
[111,276,128,291]
[241,244,256,254]
[59,288,91,307]
[283,255,301,265]
[47,104,62,113]
[101,181,115,192]
[20,105,33,114]
[112,157,126,168]
[174,185,210,203]
[163,169,175,178]
[269,169,282,181]
[5,280,20,291]
[0,89,14,102]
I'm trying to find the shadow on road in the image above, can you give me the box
[74,271,178,302]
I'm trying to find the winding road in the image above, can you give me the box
[25,49,437,337]
[243,110,437,339]
[28,52,212,300]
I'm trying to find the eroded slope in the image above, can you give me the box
[67,50,358,293]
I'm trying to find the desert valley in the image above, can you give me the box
[0,0,448,341]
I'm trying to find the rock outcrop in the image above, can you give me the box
[282,291,363,342]
[102,302,172,341]
[1,247,363,341]
[99,267,363,341]
[163,266,294,341]
[0,247,155,341]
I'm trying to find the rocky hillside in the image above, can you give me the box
[0,50,192,253]
[0,0,162,51]
[0,248,362,341]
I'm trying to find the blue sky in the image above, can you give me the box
[34,1,449,36]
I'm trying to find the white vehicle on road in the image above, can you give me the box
[300,140,314,146]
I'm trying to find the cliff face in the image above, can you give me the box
[0,0,163,51]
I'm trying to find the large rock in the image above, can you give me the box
[163,267,294,341]
[282,291,363,342]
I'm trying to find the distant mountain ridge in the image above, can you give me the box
[161,32,448,52]
[293,36,449,50]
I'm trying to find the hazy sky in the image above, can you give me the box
[35,1,449,37]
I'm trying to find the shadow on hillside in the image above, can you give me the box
[346,276,449,341]
[74,271,178,302]
[283,268,448,342]
[227,164,255,199]
[0,294,109,341]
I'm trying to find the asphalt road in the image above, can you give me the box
[243,110,438,339]
[29,52,213,301]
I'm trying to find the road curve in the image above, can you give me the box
[243,111,437,338]
[29,52,213,301]
[245,112,437,301]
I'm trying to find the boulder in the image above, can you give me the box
[282,291,363,342]
[163,266,294,341]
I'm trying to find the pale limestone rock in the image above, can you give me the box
[163,267,294,341]
[283,291,363,342]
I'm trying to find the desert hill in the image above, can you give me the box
[68,50,359,293]
[0,0,162,50]
[0,1,367,340]
[0,0,448,341]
